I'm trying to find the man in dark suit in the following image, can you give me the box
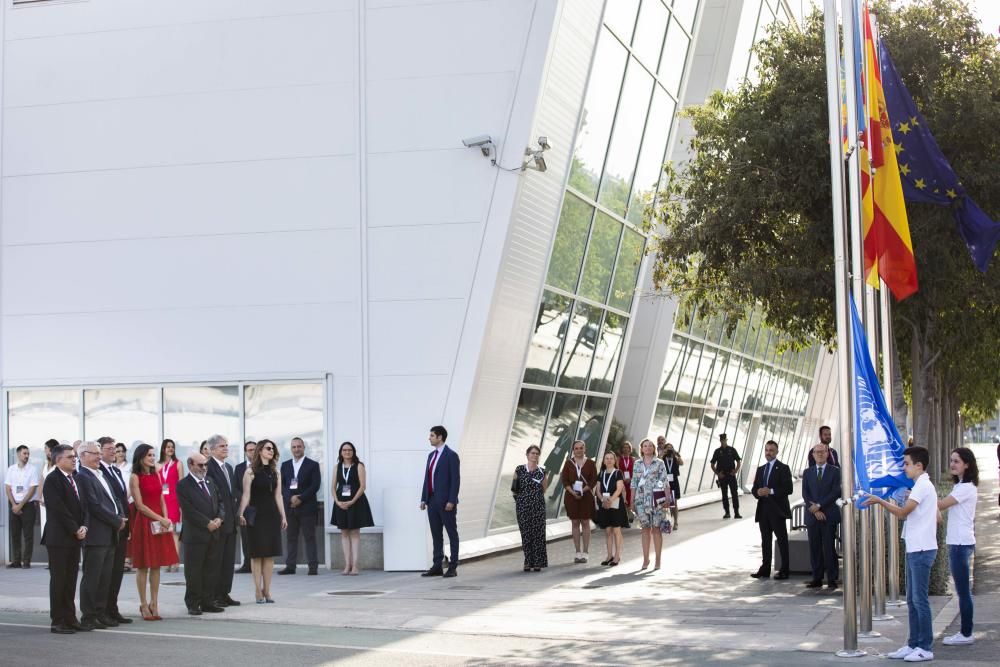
[807,425,841,467]
[233,440,256,574]
[97,436,132,624]
[279,437,321,575]
[420,425,461,578]
[205,434,240,607]
[42,445,88,634]
[76,441,127,630]
[176,452,225,615]
[750,440,793,580]
[802,442,842,590]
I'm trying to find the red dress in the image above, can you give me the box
[620,456,635,506]
[128,473,179,569]
[158,460,181,523]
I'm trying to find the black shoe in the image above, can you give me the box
[110,612,132,624]
[750,570,768,579]
[187,608,203,616]
[68,621,89,632]
[221,596,240,606]
[826,582,839,590]
[722,514,731,519]
[774,572,790,580]
[601,558,613,566]
[443,568,458,578]
[78,621,100,631]
[734,513,743,519]
[236,566,252,574]
[421,568,444,577]
[21,563,31,569]
[805,580,823,588]
[7,562,20,568]
[201,604,224,613]
[278,568,296,575]
[51,625,75,634]
[307,568,318,575]
[214,599,230,608]
[97,615,119,627]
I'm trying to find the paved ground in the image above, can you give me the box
[1,444,996,666]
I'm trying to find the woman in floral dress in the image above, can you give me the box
[630,438,668,570]
[513,445,549,572]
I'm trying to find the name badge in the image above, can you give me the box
[162,484,170,496]
[602,492,610,499]
[623,471,631,480]
[15,485,24,494]
[290,478,299,490]
[341,485,352,497]
[572,481,583,493]
[666,474,675,482]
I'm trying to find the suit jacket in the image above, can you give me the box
[41,471,86,547]
[802,464,842,526]
[807,447,840,468]
[751,459,793,521]
[99,461,130,539]
[206,457,238,534]
[176,475,223,545]
[233,461,249,509]
[281,457,321,515]
[76,466,124,547]
[420,445,460,506]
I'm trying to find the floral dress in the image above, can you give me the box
[631,457,668,529]
[514,465,548,569]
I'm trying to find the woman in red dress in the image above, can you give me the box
[128,443,179,620]
[157,439,184,572]
[619,441,635,511]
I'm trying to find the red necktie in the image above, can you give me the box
[68,474,79,498]
[427,450,439,495]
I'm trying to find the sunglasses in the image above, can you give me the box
[261,447,275,452]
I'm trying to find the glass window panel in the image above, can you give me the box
[609,227,645,311]
[604,0,640,43]
[651,402,673,442]
[632,0,669,66]
[753,328,771,360]
[665,405,688,455]
[556,301,603,389]
[8,389,81,464]
[671,0,699,32]
[490,388,553,530]
[720,314,737,347]
[726,0,762,90]
[589,311,627,393]
[579,213,623,303]
[540,393,583,518]
[523,290,573,387]
[627,85,674,225]
[569,29,628,198]
[84,387,159,450]
[580,396,609,460]
[675,340,704,402]
[689,344,717,403]
[702,350,730,407]
[689,305,709,339]
[244,383,324,468]
[658,17,690,94]
[545,193,594,292]
[658,336,687,401]
[163,386,240,462]
[598,59,654,215]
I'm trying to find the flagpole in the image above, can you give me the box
[822,0,864,657]
[880,283,904,607]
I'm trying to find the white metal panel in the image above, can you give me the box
[366,299,466,377]
[368,374,450,451]
[367,223,481,301]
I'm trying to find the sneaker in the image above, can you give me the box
[573,552,583,564]
[580,553,588,563]
[903,648,934,662]
[888,645,916,660]
[942,632,974,646]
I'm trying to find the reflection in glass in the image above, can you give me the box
[546,193,594,292]
[569,29,628,198]
[631,0,668,66]
[658,17,690,94]
[244,383,324,466]
[163,386,240,462]
[675,341,704,402]
[556,301,603,390]
[523,291,573,386]
[8,389,81,464]
[658,336,687,400]
[598,59,654,216]
[84,388,159,451]
[589,312,627,393]
[490,389,553,530]
[541,393,583,518]
[651,402,673,441]
[609,227,645,311]
[627,86,674,225]
[580,396,609,460]
[671,0,700,32]
[603,0,640,43]
[579,213,622,304]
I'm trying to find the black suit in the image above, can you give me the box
[234,461,251,567]
[41,471,86,628]
[177,475,224,610]
[206,457,238,600]
[281,457,321,572]
[751,459,793,576]
[802,464,842,584]
[99,462,130,618]
[76,466,125,623]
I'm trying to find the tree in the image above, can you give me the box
[646,0,1000,468]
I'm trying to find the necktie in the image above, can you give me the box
[199,480,210,497]
[111,465,125,491]
[765,461,773,486]
[68,474,79,498]
[818,466,823,481]
[427,450,439,495]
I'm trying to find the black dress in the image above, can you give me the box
[662,456,682,500]
[330,463,374,530]
[247,467,282,558]
[513,465,548,569]
[593,469,629,529]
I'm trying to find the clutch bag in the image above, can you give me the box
[652,490,668,507]
[243,506,257,527]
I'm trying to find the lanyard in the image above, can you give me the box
[159,461,171,484]
[602,470,614,491]
[665,458,673,474]
[342,464,352,483]
[573,459,585,480]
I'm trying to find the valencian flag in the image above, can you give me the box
[879,40,1000,272]
[850,295,912,505]
[862,7,918,300]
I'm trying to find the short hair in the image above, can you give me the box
[115,442,127,452]
[430,425,448,442]
[97,436,115,446]
[207,434,228,450]
[819,425,831,434]
[79,440,100,453]
[51,444,74,463]
[15,444,29,454]
[719,433,728,440]
[45,439,60,449]
[765,440,779,449]
[290,436,304,445]
[525,444,541,456]
[812,442,829,453]
[244,440,257,452]
[950,447,979,486]
[903,446,930,470]
[186,455,197,468]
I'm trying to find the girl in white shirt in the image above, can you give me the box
[937,447,978,646]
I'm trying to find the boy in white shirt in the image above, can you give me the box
[863,446,938,663]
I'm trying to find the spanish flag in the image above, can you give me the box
[862,5,917,300]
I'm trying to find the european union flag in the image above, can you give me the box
[879,41,1000,272]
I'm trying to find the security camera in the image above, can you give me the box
[462,135,493,148]
[537,136,551,151]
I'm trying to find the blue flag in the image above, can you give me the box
[879,41,1000,272]
[850,296,912,506]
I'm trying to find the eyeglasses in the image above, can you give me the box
[262,447,275,452]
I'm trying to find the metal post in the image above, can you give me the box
[822,0,864,657]
[871,288,891,621]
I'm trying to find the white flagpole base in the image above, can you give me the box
[858,630,882,638]
[886,600,907,607]
[873,613,895,621]
[836,649,868,658]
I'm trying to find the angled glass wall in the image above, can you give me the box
[490,0,699,531]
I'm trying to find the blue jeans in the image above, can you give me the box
[948,544,974,636]
[905,549,937,650]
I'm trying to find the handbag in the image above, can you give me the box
[659,518,673,534]
[243,506,257,527]
[510,475,520,498]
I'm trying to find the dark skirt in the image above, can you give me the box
[594,498,629,529]
[330,494,375,530]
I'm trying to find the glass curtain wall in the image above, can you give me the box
[490,0,699,530]
[726,0,791,90]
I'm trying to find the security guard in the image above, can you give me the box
[710,433,742,519]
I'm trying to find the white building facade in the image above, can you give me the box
[1,0,834,568]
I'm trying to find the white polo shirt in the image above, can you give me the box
[5,463,39,503]
[945,481,977,546]
[902,472,938,553]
